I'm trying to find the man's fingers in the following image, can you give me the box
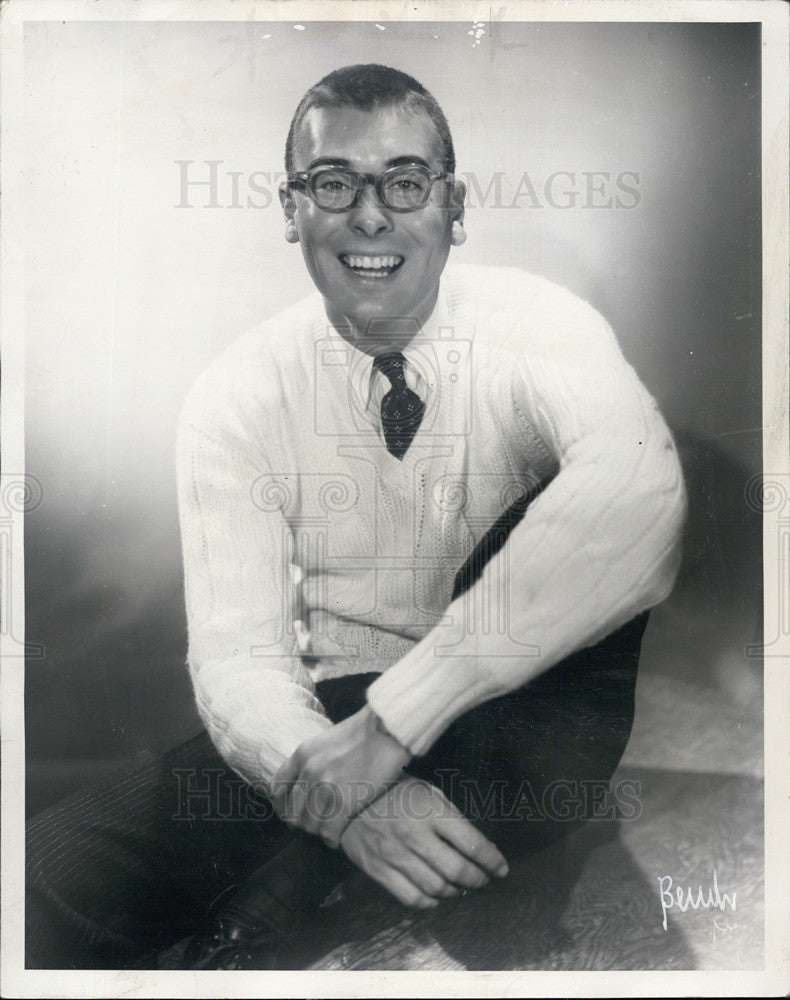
[433,815,509,878]
[270,758,300,821]
[388,848,460,899]
[272,755,299,788]
[370,865,441,910]
[413,836,491,890]
[277,778,308,827]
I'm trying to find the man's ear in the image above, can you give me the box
[449,178,467,245]
[450,178,466,228]
[279,182,300,244]
[279,181,296,222]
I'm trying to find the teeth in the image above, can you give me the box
[341,254,403,271]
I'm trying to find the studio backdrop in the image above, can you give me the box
[23,20,761,817]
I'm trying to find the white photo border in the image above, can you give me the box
[2,1,787,997]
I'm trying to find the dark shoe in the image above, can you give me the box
[178,878,297,970]
[167,835,353,970]
[181,914,282,970]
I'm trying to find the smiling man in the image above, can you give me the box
[281,99,460,351]
[26,64,686,970]
[175,63,686,965]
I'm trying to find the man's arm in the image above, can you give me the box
[176,396,333,793]
[364,293,687,755]
[275,292,686,847]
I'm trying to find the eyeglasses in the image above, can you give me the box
[287,163,454,213]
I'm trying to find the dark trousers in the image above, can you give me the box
[26,612,647,969]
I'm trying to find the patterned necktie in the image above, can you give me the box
[372,352,425,460]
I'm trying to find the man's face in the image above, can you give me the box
[282,103,464,352]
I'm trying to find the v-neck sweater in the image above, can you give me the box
[176,264,687,791]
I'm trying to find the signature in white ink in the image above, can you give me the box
[657,868,736,931]
[712,915,738,942]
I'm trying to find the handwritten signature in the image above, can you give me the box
[657,869,736,931]
[711,915,738,942]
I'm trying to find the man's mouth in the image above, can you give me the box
[339,254,404,279]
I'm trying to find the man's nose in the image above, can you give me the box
[348,184,393,238]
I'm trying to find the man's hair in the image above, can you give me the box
[285,64,455,174]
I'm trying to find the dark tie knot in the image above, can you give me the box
[372,352,408,390]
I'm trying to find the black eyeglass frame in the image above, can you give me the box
[287,163,455,213]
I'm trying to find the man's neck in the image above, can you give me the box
[325,287,441,358]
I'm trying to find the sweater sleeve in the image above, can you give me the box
[366,295,687,756]
[176,398,332,793]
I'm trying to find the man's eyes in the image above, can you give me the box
[315,177,354,191]
[312,172,427,191]
[386,176,428,192]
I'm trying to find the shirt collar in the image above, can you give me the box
[358,287,449,409]
[400,289,449,388]
[331,284,449,421]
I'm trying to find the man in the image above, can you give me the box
[26,63,686,970]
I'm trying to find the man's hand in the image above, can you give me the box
[339,777,509,909]
[271,705,411,847]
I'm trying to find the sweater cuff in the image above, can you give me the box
[365,648,503,757]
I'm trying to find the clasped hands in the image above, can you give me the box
[271,705,509,908]
[270,704,410,848]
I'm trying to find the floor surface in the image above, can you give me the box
[155,669,764,972]
[299,670,764,971]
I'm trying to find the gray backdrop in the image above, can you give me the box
[24,20,762,814]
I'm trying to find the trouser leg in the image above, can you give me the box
[25,673,374,970]
[26,613,647,969]
[408,611,649,856]
[25,731,294,969]
[212,610,649,941]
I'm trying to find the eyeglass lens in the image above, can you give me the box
[310,166,433,211]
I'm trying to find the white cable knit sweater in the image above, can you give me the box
[176,264,686,792]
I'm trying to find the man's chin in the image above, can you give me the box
[329,298,425,344]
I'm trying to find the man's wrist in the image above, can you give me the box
[369,705,409,753]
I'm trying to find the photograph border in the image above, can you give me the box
[2,1,788,997]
